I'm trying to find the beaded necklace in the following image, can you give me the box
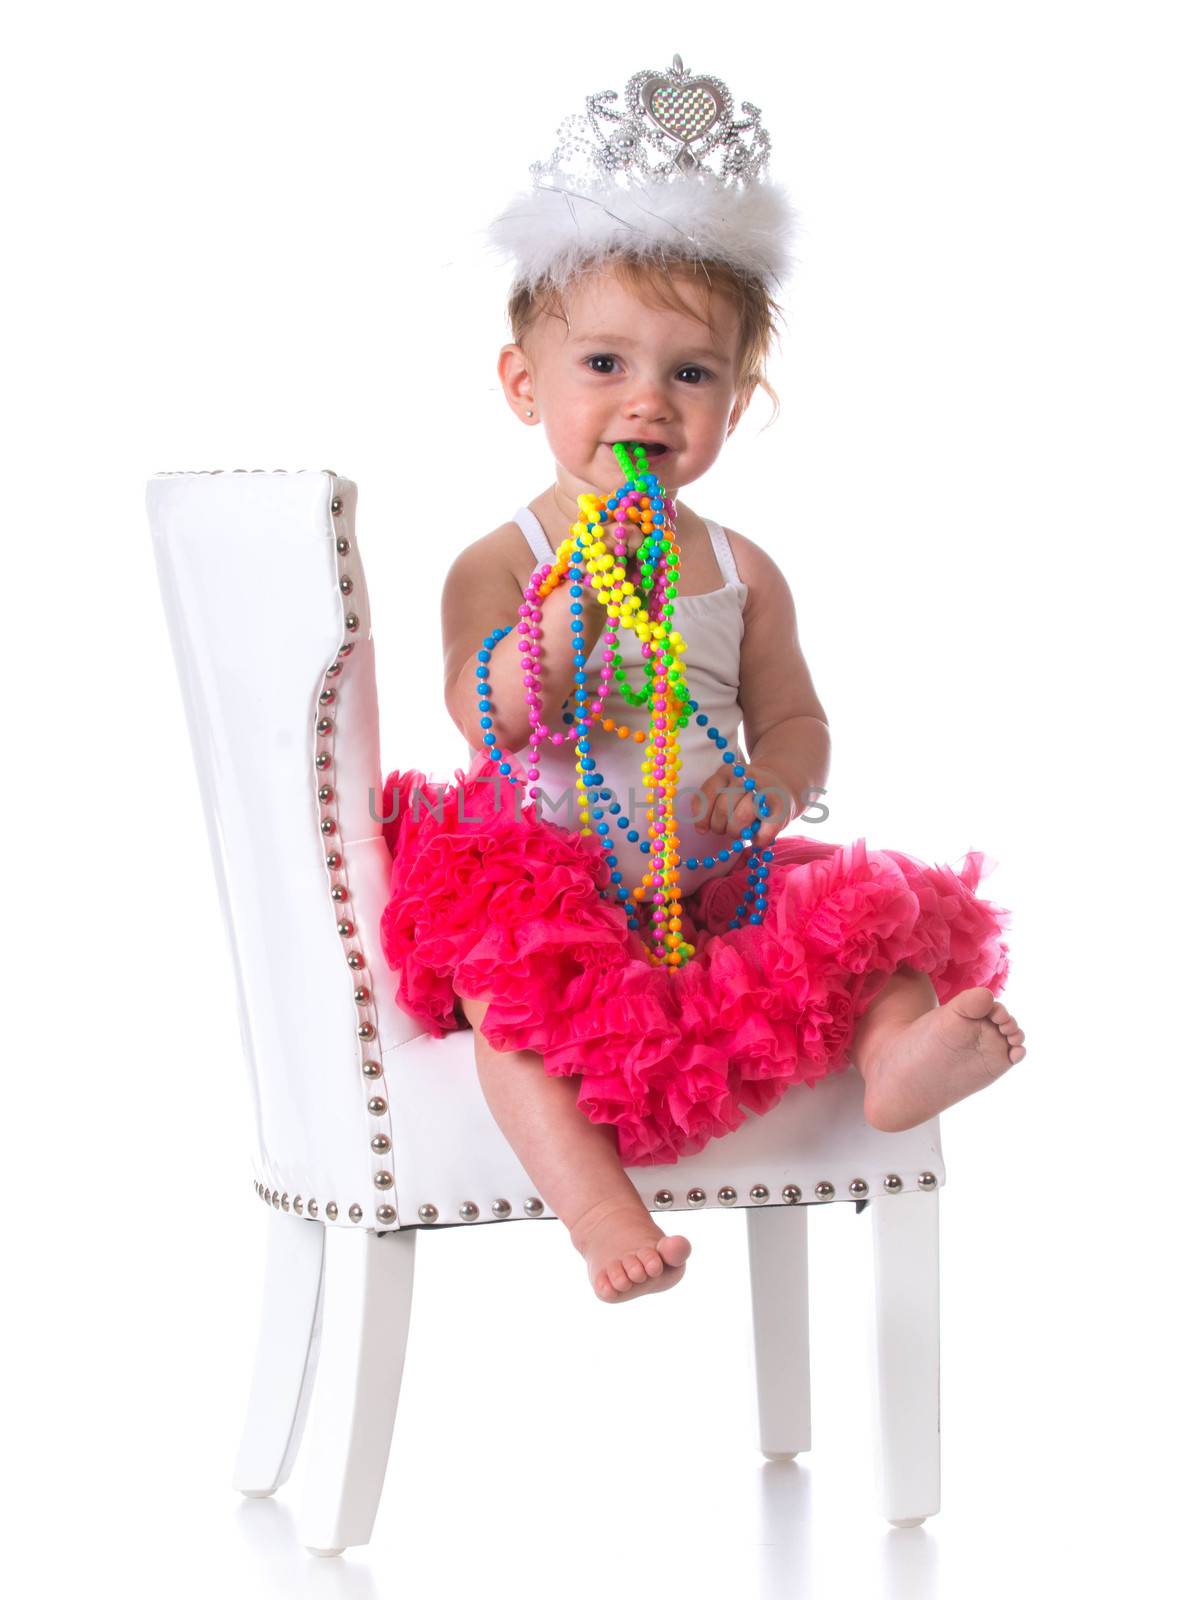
[472,441,773,968]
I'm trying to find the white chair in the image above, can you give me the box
[146,467,947,1557]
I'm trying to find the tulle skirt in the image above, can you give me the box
[377,757,1012,1167]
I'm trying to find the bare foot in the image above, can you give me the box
[862,986,1027,1133]
[569,1197,693,1304]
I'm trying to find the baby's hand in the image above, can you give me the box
[602,521,648,561]
[690,764,795,851]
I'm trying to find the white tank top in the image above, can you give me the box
[467,506,750,899]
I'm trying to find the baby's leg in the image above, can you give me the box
[849,964,1027,1133]
[458,992,693,1304]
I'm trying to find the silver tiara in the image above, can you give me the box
[487,54,799,296]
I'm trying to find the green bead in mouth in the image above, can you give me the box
[610,439,667,496]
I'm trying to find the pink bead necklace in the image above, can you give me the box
[471,442,772,967]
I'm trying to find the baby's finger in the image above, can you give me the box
[754,787,792,845]
[686,785,710,831]
[689,777,714,830]
[726,784,751,838]
[704,784,731,835]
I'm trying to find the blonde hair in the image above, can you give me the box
[507,253,785,428]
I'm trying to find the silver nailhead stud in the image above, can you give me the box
[319,690,336,707]
[717,1186,738,1206]
[459,1201,479,1221]
[354,985,371,1004]
[331,885,348,902]
[686,1188,707,1208]
[370,1134,391,1153]
[524,1197,545,1216]
[653,1189,674,1208]
[307,1199,319,1218]
[815,1181,835,1200]
[318,784,334,801]
[281,1192,291,1211]
[324,848,340,866]
[339,576,354,595]
[321,818,337,835]
[782,1184,802,1204]
[491,1199,511,1218]
[883,1173,903,1191]
[849,1178,869,1197]
[373,1170,393,1190]
[336,537,350,554]
[337,914,355,935]
[316,717,333,735]
[345,613,359,631]
[367,1097,387,1116]
[325,1202,338,1220]
[376,1204,396,1224]
[348,1204,363,1222]
[325,660,343,676]
[346,952,364,969]
[316,753,332,770]
[361,1058,381,1077]
[418,1203,439,1223]
[917,1171,938,1189]
[357,1023,375,1041]
[331,497,343,515]
[293,1197,304,1215]
[750,1184,770,1203]
[338,642,353,656]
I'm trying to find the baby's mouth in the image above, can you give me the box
[605,440,671,460]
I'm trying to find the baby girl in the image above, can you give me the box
[382,57,1025,1305]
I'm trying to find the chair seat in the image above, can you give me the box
[254,1022,943,1229]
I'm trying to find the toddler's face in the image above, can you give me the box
[502,263,747,500]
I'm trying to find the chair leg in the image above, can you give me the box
[297,1225,417,1556]
[232,1207,326,1498]
[746,1203,811,1459]
[870,1189,940,1526]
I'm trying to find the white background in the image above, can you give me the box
[3,2,1187,1595]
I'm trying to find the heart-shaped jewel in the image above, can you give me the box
[644,78,723,144]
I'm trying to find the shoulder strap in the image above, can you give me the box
[704,518,742,586]
[513,506,554,564]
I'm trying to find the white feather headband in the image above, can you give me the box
[487,54,799,298]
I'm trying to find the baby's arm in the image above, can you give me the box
[697,530,831,839]
[441,539,523,751]
[441,532,605,755]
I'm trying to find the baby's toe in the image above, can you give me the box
[658,1235,692,1269]
[989,1002,1011,1025]
[606,1259,634,1292]
[1008,1044,1026,1062]
[620,1253,651,1286]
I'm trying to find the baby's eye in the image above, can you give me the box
[677,365,711,384]
[585,354,618,374]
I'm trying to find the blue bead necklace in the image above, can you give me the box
[471,444,772,962]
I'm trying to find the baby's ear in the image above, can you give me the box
[727,378,758,435]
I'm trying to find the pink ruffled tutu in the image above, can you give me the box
[377,758,1012,1167]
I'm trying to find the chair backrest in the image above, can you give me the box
[146,469,420,1227]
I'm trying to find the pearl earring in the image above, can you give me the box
[525,408,534,418]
